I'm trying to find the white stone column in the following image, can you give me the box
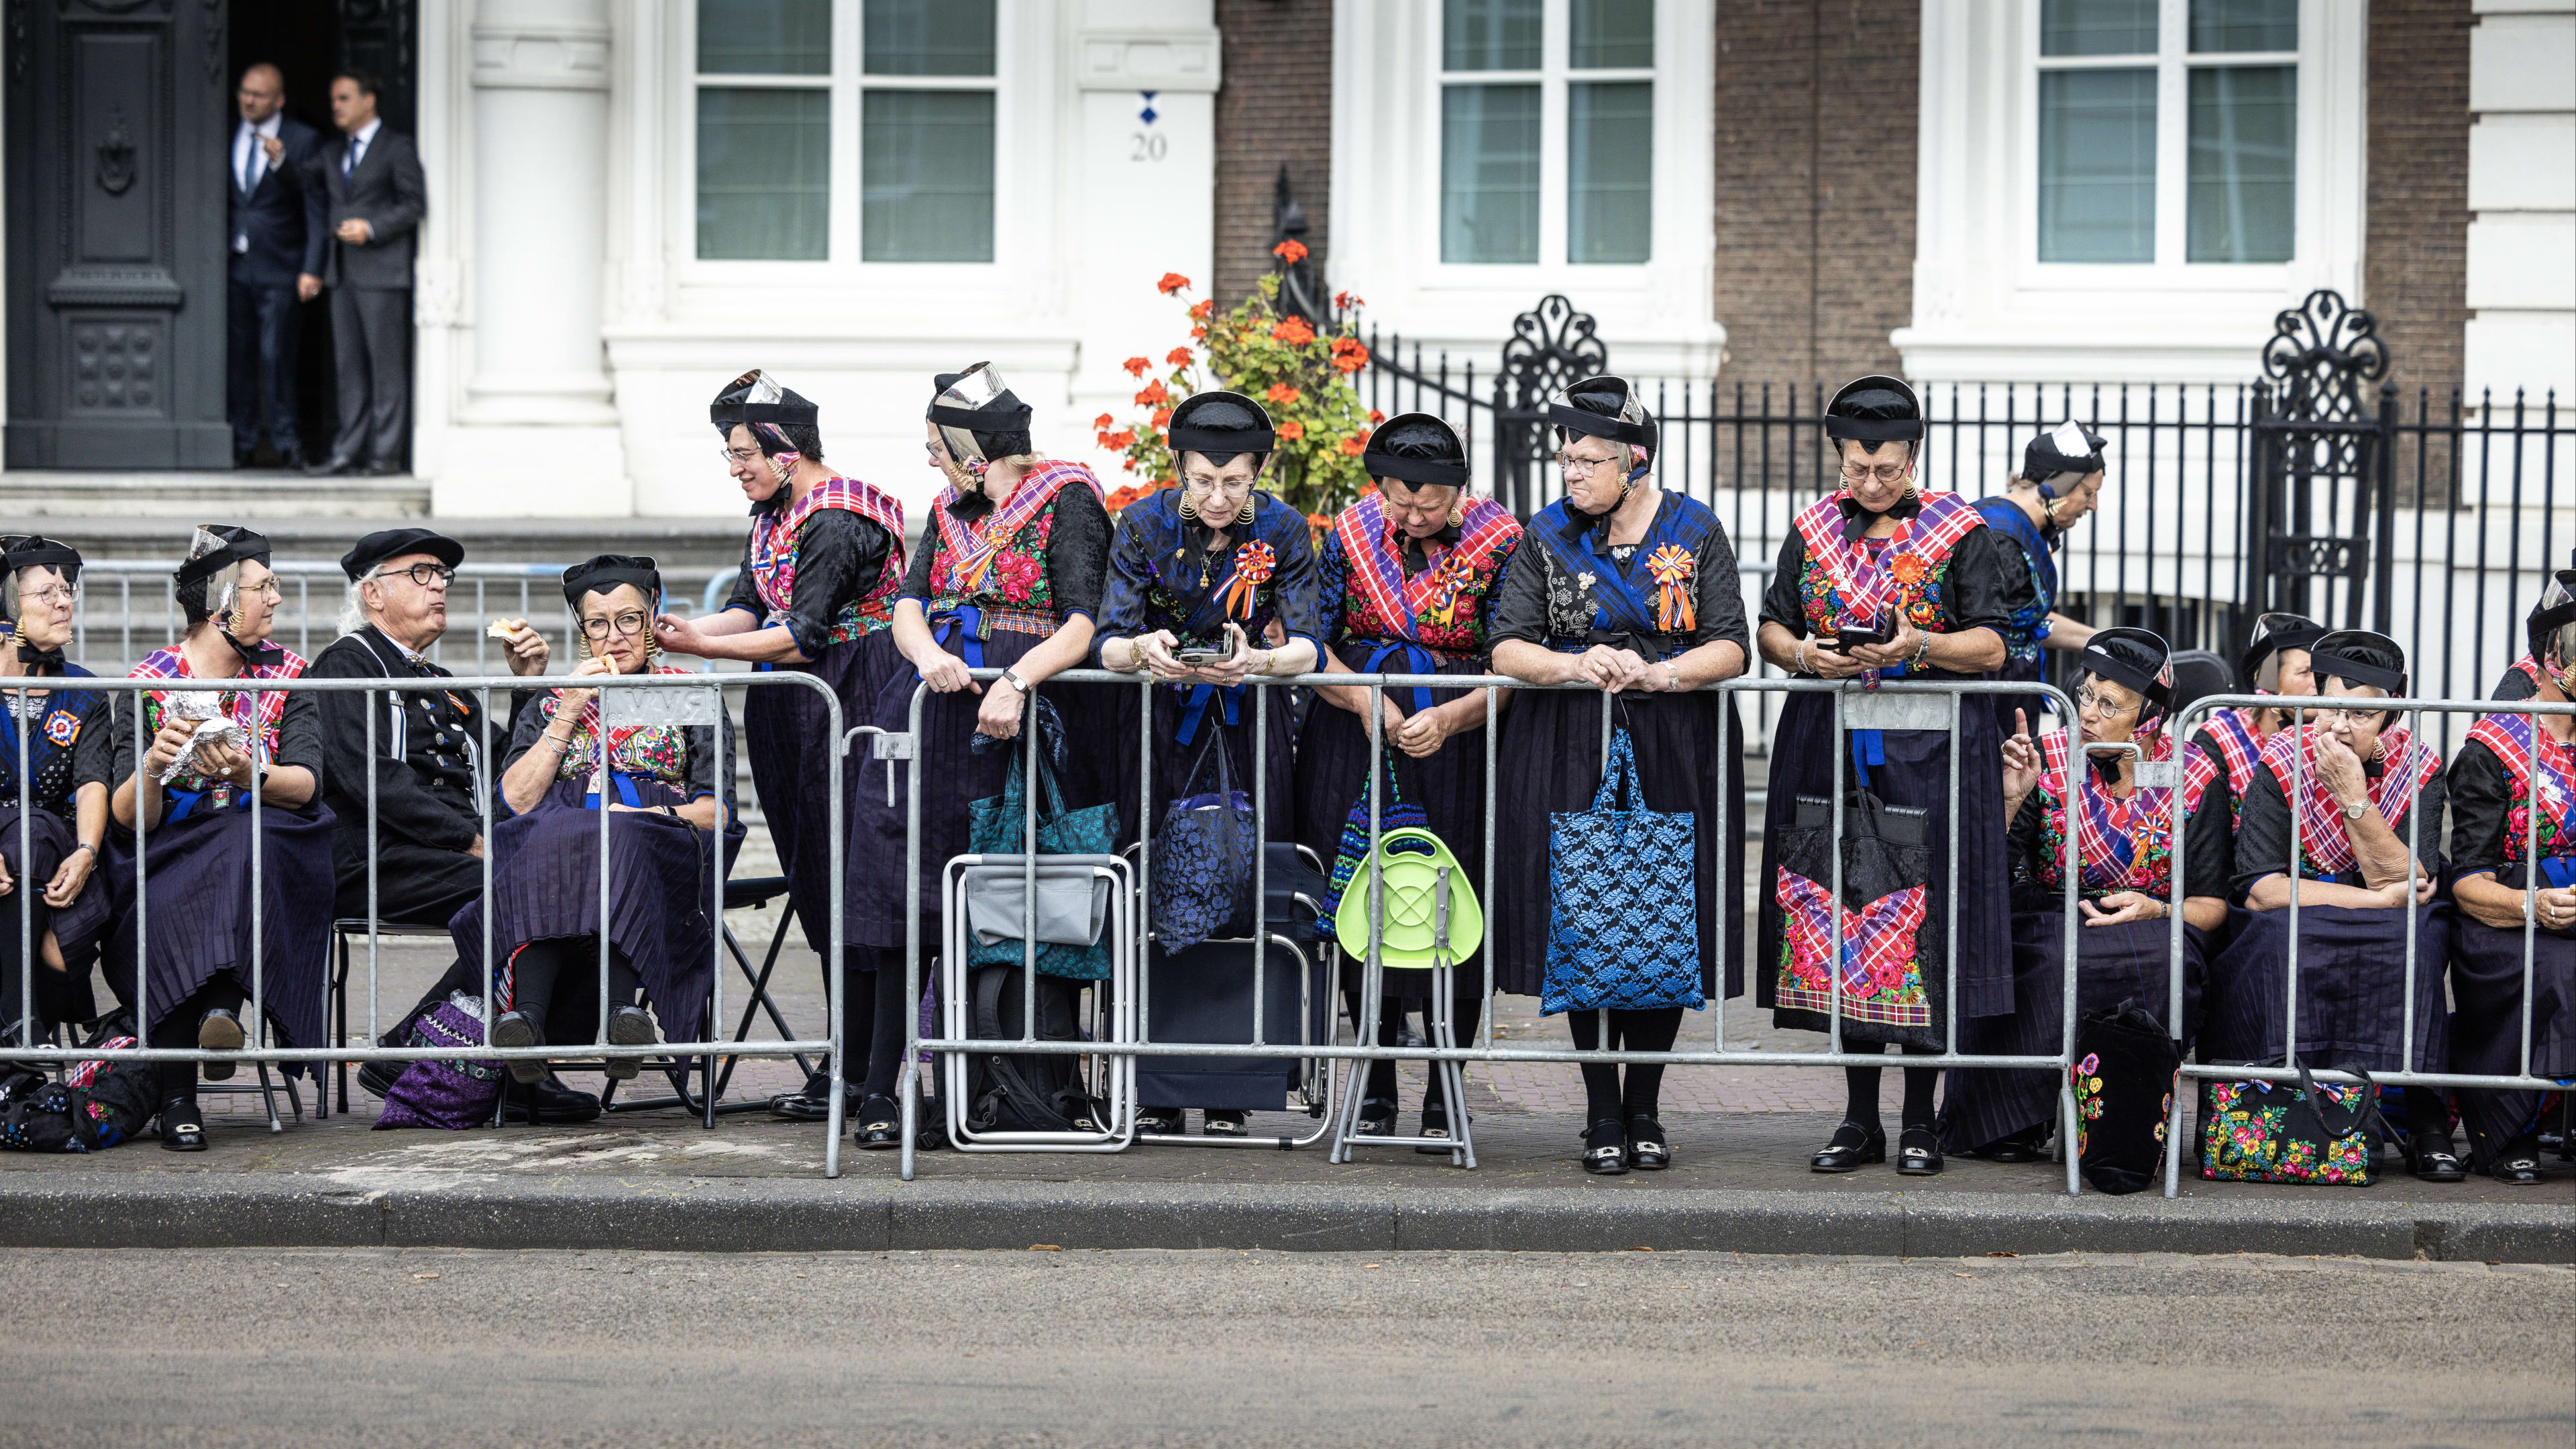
[2465,0,2576,406]
[433,0,631,517]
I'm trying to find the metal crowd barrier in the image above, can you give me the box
[2161,692,2576,1197]
[2,670,849,1178]
[888,670,2095,1193]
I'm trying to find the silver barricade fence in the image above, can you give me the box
[888,669,2098,1194]
[0,670,850,1179]
[2160,692,2576,1198]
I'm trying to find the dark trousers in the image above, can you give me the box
[227,277,303,456]
[340,842,489,1045]
[327,285,411,466]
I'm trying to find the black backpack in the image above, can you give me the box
[0,1041,157,1152]
[961,963,1098,1136]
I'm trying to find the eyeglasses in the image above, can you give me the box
[237,578,283,600]
[2075,687,2139,719]
[1555,452,1617,477]
[579,610,653,642]
[718,446,762,466]
[376,562,455,588]
[1839,461,1911,484]
[19,584,76,609]
[2312,706,2387,725]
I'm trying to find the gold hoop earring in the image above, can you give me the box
[1177,489,1199,522]
[1448,500,1466,528]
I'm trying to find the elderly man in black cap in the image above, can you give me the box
[306,528,584,1114]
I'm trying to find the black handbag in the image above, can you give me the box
[2200,1059,2382,1185]
[1149,727,1259,954]
[1772,790,1938,1028]
[2070,997,2183,1195]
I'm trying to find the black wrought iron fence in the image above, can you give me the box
[1360,292,2569,757]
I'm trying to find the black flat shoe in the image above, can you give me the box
[158,1097,206,1152]
[1975,1126,2049,1163]
[1352,1097,1397,1138]
[1582,1118,1629,1176]
[855,1094,902,1150]
[1137,1108,1185,1136]
[1810,1121,1885,1173]
[769,1070,855,1122]
[487,1010,547,1084]
[1896,1126,1944,1176]
[1416,1101,1471,1155]
[602,1004,657,1082]
[2406,1136,2467,1183]
[507,1072,601,1124]
[1625,1114,1670,1171]
[1203,1109,1248,1137]
[196,1008,244,1081]
[2489,1155,2544,1186]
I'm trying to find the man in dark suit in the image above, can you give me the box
[303,69,426,478]
[226,63,326,468]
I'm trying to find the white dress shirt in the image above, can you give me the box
[341,117,382,178]
[231,113,284,252]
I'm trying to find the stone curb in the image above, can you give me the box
[2,1176,2567,1262]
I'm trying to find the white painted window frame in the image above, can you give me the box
[1433,0,1657,269]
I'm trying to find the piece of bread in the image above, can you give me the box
[487,619,524,640]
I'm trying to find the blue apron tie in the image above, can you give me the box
[1361,639,1438,717]
[1174,681,1244,747]
[583,770,647,809]
[164,786,255,824]
[928,607,989,671]
[1849,729,1886,792]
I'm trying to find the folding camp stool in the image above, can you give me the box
[1330,863,1475,1167]
[602,874,816,1126]
[936,853,1138,1153]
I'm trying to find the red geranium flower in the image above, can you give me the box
[1271,316,1316,346]
[1104,429,1137,450]
[1093,413,1114,431]
[1273,239,1309,265]
[1157,272,1189,295]
[1122,356,1150,378]
[1368,409,1385,425]
[1188,299,1213,321]
[1279,421,1305,442]
[1340,433,1367,456]
[1150,407,1173,427]
[1265,382,1301,405]
[1105,484,1146,512]
[1134,380,1170,407]
[1165,347,1193,367]
[1332,290,1366,311]
[1329,337,1369,374]
[1189,324,1207,339]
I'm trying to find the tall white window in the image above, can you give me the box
[1440,0,1654,266]
[693,0,997,264]
[2034,0,2296,266]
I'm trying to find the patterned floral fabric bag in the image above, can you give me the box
[1542,729,1703,1014]
[374,996,506,1131]
[2199,1061,2380,1185]
[1772,790,1938,1036]
[1150,728,1259,955]
[2070,998,2183,1195]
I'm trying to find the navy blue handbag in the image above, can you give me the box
[1150,727,1260,955]
[1542,728,1703,1014]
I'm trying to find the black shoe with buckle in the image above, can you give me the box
[602,1004,657,1081]
[2491,1155,2544,1185]
[487,1010,547,1084]
[158,1096,207,1152]
[1625,1114,1670,1171]
[1417,1100,1471,1155]
[769,1071,857,1122]
[2406,1134,2467,1183]
[854,1094,902,1149]
[1353,1097,1397,1138]
[506,1072,602,1124]
[1975,1124,2049,1163]
[1582,1117,1629,1175]
[196,1008,244,1080]
[1896,1125,1944,1176]
[1203,1108,1248,1137]
[1811,1121,1885,1173]
[1137,1108,1185,1136]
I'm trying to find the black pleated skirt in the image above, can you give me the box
[1291,645,1499,997]
[0,804,111,974]
[1940,913,2208,1151]
[2448,920,2576,1167]
[2201,900,2449,1073]
[445,777,741,1046]
[1487,684,1746,1004]
[1755,682,2013,1045]
[100,802,336,1053]
[745,629,899,961]
[849,626,1121,948]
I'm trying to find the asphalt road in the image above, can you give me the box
[2,1248,2568,1447]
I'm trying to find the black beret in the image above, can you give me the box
[341,527,464,582]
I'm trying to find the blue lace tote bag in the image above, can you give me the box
[965,742,1118,980]
[1149,725,1260,955]
[1542,727,1703,1014]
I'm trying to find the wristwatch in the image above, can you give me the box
[1664,662,1682,692]
[998,667,1030,694]
[2341,797,2371,820]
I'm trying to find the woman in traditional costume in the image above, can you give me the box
[2443,567,2576,1184]
[2204,630,2453,1176]
[853,363,1113,1149]
[1754,376,2030,1178]
[1094,390,1323,1137]
[1488,376,1751,1176]
[107,527,335,1150]
[465,556,740,1088]
[1972,421,2108,733]
[654,372,906,1124]
[1293,413,1521,1148]
[0,535,113,1039]
[1943,629,2230,1159]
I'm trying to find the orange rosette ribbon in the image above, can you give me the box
[1221,541,1277,619]
[1645,543,1697,633]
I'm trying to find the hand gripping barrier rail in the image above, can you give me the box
[885,669,2100,1193]
[2159,692,2576,1197]
[1,670,853,1178]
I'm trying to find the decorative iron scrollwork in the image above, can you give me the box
[1497,296,1608,408]
[95,107,135,196]
[2260,288,2389,424]
[204,0,225,82]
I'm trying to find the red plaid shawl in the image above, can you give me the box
[2198,706,2267,801]
[1332,494,1519,648]
[1790,488,1984,643]
[747,477,906,639]
[129,643,309,792]
[928,459,1102,603]
[2033,726,2208,896]
[2259,722,2443,875]
[2464,708,2575,865]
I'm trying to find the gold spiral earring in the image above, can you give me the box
[1448,498,1466,527]
[1236,493,1257,527]
[1177,487,1199,522]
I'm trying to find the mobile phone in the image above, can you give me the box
[1176,647,1232,666]
[1834,625,1892,651]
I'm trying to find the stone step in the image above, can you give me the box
[0,469,431,520]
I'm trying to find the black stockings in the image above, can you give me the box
[505,938,641,1044]
[1568,1006,1682,1123]
[1342,986,1485,1108]
[1843,1042,1943,1133]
